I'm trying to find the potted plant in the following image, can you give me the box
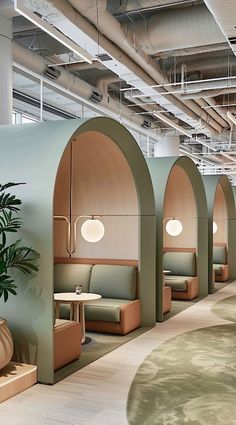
[0,182,39,370]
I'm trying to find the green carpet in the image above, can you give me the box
[212,295,236,322]
[127,323,236,425]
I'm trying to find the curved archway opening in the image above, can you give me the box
[203,174,236,292]
[54,131,139,260]
[147,156,208,322]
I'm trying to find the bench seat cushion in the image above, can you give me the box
[213,264,223,276]
[85,298,133,323]
[54,264,92,293]
[164,276,189,291]
[89,265,136,300]
[213,246,227,264]
[163,252,196,277]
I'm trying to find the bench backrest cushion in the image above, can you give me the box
[213,246,227,264]
[163,251,196,277]
[89,264,136,300]
[54,264,92,293]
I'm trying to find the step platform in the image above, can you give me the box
[0,362,37,403]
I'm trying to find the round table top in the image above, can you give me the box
[54,292,101,302]
[163,270,171,274]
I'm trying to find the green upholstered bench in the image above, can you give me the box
[163,251,199,300]
[85,264,141,335]
[213,246,229,282]
[54,263,141,335]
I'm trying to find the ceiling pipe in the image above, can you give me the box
[123,93,221,152]
[204,97,232,127]
[194,98,229,129]
[179,76,236,95]
[96,75,121,93]
[181,87,236,99]
[126,4,225,55]
[48,0,221,134]
[155,42,229,59]
[125,89,223,133]
[174,56,236,73]
[12,41,156,134]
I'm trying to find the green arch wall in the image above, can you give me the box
[147,156,209,322]
[202,175,236,291]
[0,117,156,383]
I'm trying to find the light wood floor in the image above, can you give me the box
[1,282,236,425]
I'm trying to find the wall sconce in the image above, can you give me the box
[164,217,183,236]
[213,220,218,234]
[54,215,105,255]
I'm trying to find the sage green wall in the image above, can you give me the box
[147,156,209,321]
[202,175,236,291]
[0,117,156,384]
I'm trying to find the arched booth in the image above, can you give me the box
[147,156,209,321]
[0,117,156,384]
[202,175,236,292]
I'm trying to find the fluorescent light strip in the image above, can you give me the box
[14,0,93,64]
[153,111,217,152]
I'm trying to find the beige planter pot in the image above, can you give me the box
[0,318,14,370]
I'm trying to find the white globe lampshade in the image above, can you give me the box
[166,219,183,236]
[213,221,218,234]
[81,219,105,243]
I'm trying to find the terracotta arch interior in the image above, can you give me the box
[53,130,139,261]
[213,182,228,245]
[163,165,197,250]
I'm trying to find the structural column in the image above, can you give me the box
[154,134,180,157]
[0,14,12,125]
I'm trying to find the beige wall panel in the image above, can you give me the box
[54,131,139,260]
[163,165,197,248]
[213,183,227,244]
[72,131,138,215]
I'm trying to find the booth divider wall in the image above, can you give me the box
[147,156,209,322]
[0,117,156,384]
[202,175,236,292]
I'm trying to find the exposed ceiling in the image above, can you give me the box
[2,0,236,181]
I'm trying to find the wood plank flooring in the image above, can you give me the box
[1,282,236,425]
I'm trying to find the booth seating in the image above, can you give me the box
[54,319,82,370]
[163,286,171,314]
[54,263,141,335]
[213,245,229,282]
[163,251,199,300]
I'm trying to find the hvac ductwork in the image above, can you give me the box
[12,42,156,134]
[20,0,226,134]
[60,0,223,134]
[127,4,225,54]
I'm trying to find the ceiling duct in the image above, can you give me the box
[126,4,225,54]
[17,0,226,136]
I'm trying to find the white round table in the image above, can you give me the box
[54,292,101,343]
